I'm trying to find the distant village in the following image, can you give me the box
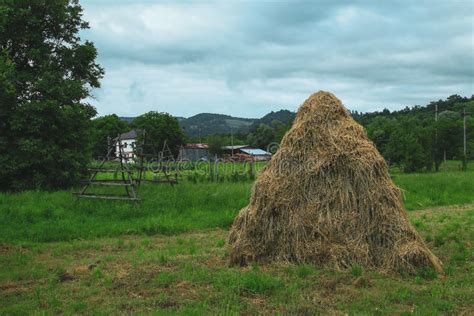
[116,130,272,162]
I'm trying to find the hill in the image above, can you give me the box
[179,113,256,136]
[120,110,296,137]
[249,110,296,131]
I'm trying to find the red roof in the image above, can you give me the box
[184,143,209,149]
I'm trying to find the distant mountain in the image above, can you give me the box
[120,109,296,137]
[180,113,256,136]
[120,117,135,124]
[249,110,296,131]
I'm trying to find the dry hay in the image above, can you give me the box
[228,91,443,274]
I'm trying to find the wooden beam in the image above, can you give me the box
[73,193,139,201]
[87,168,121,173]
[80,181,134,186]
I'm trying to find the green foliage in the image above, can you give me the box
[415,267,438,280]
[247,123,276,149]
[89,115,129,159]
[250,110,295,130]
[366,116,397,154]
[351,264,363,277]
[90,114,129,158]
[180,113,255,137]
[177,110,294,138]
[0,53,17,188]
[246,119,291,150]
[364,95,474,172]
[207,135,225,156]
[7,100,96,190]
[132,111,185,157]
[383,117,433,172]
[287,264,316,278]
[0,0,103,191]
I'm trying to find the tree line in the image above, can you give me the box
[357,95,474,172]
[192,94,474,172]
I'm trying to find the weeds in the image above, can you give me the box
[351,264,363,277]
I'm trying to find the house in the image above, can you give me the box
[222,145,271,161]
[239,148,271,161]
[179,143,210,161]
[222,145,250,156]
[115,130,138,161]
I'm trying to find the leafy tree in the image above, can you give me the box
[383,118,433,172]
[207,135,225,157]
[132,112,185,158]
[0,0,104,191]
[358,94,474,172]
[366,116,397,153]
[271,120,291,143]
[0,54,16,189]
[90,115,129,159]
[436,111,462,160]
[467,116,474,160]
[247,124,275,149]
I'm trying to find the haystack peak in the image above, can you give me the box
[297,90,349,124]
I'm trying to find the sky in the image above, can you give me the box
[80,0,474,118]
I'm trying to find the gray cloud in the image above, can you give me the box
[81,0,474,117]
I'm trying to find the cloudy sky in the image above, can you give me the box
[81,0,474,118]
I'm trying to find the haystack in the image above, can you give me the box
[228,91,443,274]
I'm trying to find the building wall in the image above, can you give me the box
[116,139,136,161]
[179,148,209,161]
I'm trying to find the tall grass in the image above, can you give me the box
[393,171,474,209]
[0,183,251,243]
[0,166,473,243]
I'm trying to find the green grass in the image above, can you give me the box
[0,182,251,243]
[0,161,473,314]
[438,159,473,172]
[1,165,474,243]
[394,170,474,209]
[0,208,472,314]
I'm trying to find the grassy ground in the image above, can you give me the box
[394,171,474,209]
[0,183,251,243]
[1,206,472,314]
[0,163,473,314]
[1,167,474,243]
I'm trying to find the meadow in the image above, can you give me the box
[1,166,473,244]
[0,163,473,314]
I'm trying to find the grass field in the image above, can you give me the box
[0,163,473,314]
[1,167,473,243]
[1,206,472,314]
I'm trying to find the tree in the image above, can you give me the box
[383,117,433,172]
[247,124,275,149]
[436,111,462,161]
[207,135,225,157]
[366,116,397,154]
[0,0,104,191]
[0,54,16,190]
[90,115,129,159]
[132,112,185,158]
[271,120,291,143]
